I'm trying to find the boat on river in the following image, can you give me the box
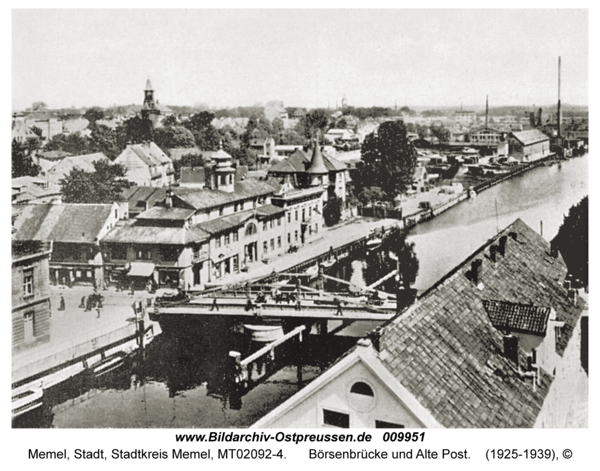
[366,238,382,251]
[12,386,44,419]
[89,351,129,378]
[243,323,284,343]
[320,258,336,269]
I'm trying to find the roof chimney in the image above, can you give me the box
[550,239,559,258]
[489,245,498,263]
[471,259,483,285]
[503,334,519,368]
[498,235,507,256]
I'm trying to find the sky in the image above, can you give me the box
[12,9,589,111]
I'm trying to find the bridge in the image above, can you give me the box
[153,293,396,322]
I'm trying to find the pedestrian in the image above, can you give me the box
[295,294,302,311]
[210,294,219,312]
[85,295,93,312]
[58,294,65,311]
[79,296,86,309]
[334,297,343,316]
[245,296,254,312]
[96,306,101,318]
[130,282,135,296]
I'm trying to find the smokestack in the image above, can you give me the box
[558,56,562,139]
[503,334,519,368]
[485,95,489,128]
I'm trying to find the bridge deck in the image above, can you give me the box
[155,296,396,321]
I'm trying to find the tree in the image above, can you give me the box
[90,124,120,160]
[31,101,47,111]
[323,195,343,227]
[182,111,220,151]
[355,121,417,203]
[154,126,196,150]
[84,107,104,127]
[12,139,40,178]
[116,115,153,148]
[44,132,93,156]
[302,109,329,140]
[430,124,450,143]
[554,196,588,287]
[60,159,132,204]
[161,114,178,127]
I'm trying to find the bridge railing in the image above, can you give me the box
[231,324,307,393]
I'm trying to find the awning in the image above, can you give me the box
[127,262,155,277]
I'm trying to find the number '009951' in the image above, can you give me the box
[383,432,425,442]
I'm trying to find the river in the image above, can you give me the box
[15,154,587,428]
[408,154,588,291]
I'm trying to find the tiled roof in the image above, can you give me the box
[268,148,346,174]
[180,167,205,185]
[136,206,196,221]
[376,218,584,428]
[119,142,171,167]
[121,186,167,208]
[483,300,551,336]
[196,205,284,234]
[510,129,549,146]
[102,221,208,245]
[13,203,113,243]
[46,152,107,184]
[173,179,279,211]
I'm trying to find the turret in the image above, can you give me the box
[306,137,329,187]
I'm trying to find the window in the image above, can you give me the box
[23,268,34,297]
[309,226,312,235]
[277,217,281,226]
[277,236,281,248]
[161,246,179,262]
[270,239,274,251]
[295,230,298,241]
[263,222,267,232]
[302,209,305,221]
[111,246,127,260]
[287,213,291,223]
[315,223,318,233]
[375,420,404,429]
[215,237,221,249]
[232,255,239,272]
[23,311,35,342]
[295,210,298,221]
[323,409,349,428]
[263,242,268,254]
[287,233,291,244]
[225,233,230,246]
[233,230,239,242]
[245,223,257,236]
[136,249,152,260]
[114,209,119,219]
[350,382,374,396]
[269,220,273,229]
[309,207,312,217]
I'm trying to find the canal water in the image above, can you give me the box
[408,154,588,291]
[16,154,587,428]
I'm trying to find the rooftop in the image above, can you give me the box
[375,218,584,428]
[12,203,114,244]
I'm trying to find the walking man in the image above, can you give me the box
[210,294,219,312]
[58,294,66,311]
[334,297,343,316]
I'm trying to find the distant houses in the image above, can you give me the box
[113,142,175,187]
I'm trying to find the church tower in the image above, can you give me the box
[142,78,160,127]
[306,137,329,187]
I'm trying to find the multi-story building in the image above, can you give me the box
[12,203,122,288]
[454,110,477,127]
[12,241,52,353]
[468,126,504,145]
[268,142,349,204]
[100,204,210,290]
[113,141,175,187]
[508,130,551,162]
